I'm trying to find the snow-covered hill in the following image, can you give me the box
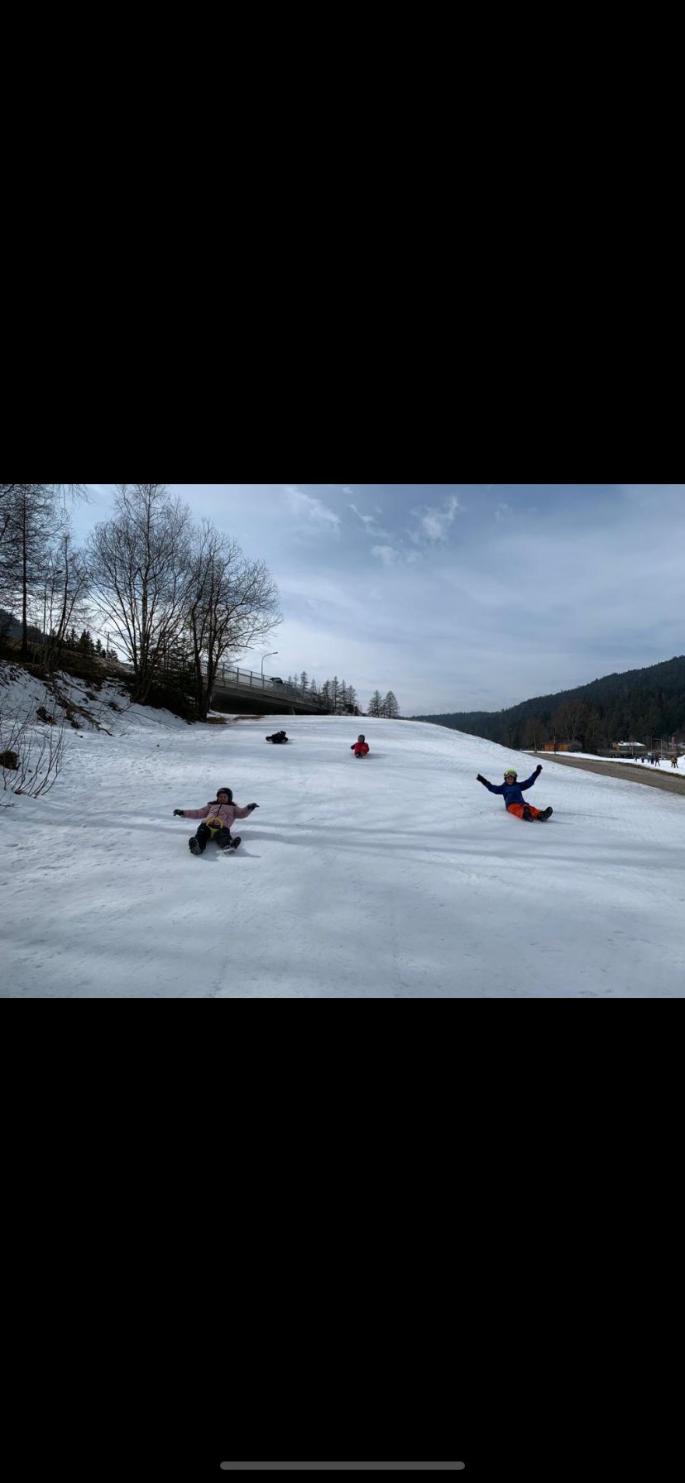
[2,665,684,997]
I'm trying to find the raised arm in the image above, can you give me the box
[233,803,260,820]
[476,774,505,794]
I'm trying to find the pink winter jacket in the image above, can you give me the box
[183,801,254,828]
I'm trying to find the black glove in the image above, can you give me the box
[476,775,487,785]
[248,803,259,811]
[173,809,184,817]
[535,765,542,775]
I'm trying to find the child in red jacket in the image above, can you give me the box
[351,735,370,758]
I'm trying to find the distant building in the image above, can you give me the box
[543,739,583,752]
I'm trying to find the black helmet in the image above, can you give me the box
[358,735,366,742]
[216,787,233,802]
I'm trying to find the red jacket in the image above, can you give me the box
[351,742,370,757]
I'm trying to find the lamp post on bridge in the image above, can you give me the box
[261,652,278,682]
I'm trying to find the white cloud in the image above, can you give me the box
[371,545,401,567]
[283,485,341,534]
[417,493,461,542]
[349,502,377,529]
[349,503,391,539]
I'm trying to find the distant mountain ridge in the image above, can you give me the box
[414,655,685,751]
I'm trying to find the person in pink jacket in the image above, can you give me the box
[174,787,259,855]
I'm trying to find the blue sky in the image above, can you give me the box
[73,484,685,714]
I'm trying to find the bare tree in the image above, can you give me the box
[43,485,88,521]
[0,484,62,656]
[40,533,92,665]
[0,485,18,613]
[1,704,68,797]
[185,522,280,721]
[0,483,18,549]
[88,484,192,703]
[0,484,89,653]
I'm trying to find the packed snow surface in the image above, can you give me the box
[2,669,684,996]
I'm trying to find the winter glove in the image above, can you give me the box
[248,803,259,811]
[535,765,542,775]
[173,809,185,817]
[476,775,487,785]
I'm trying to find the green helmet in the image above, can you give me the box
[504,769,517,779]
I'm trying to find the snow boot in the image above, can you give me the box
[522,805,535,821]
[537,807,553,821]
[189,837,204,856]
[221,836,242,853]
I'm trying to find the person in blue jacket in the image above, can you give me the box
[476,764,553,821]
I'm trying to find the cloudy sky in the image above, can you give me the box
[72,484,685,715]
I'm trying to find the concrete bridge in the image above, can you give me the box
[112,658,330,716]
[210,666,330,717]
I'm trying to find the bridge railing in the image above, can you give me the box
[215,666,328,708]
[113,657,328,709]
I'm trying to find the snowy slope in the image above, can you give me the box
[2,672,685,997]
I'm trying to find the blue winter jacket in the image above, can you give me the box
[478,769,541,808]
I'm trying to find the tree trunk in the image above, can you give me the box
[132,664,154,705]
[190,642,206,720]
[21,498,28,659]
[204,658,217,721]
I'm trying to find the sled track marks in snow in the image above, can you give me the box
[6,707,685,998]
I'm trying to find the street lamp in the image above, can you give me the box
[261,651,278,680]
